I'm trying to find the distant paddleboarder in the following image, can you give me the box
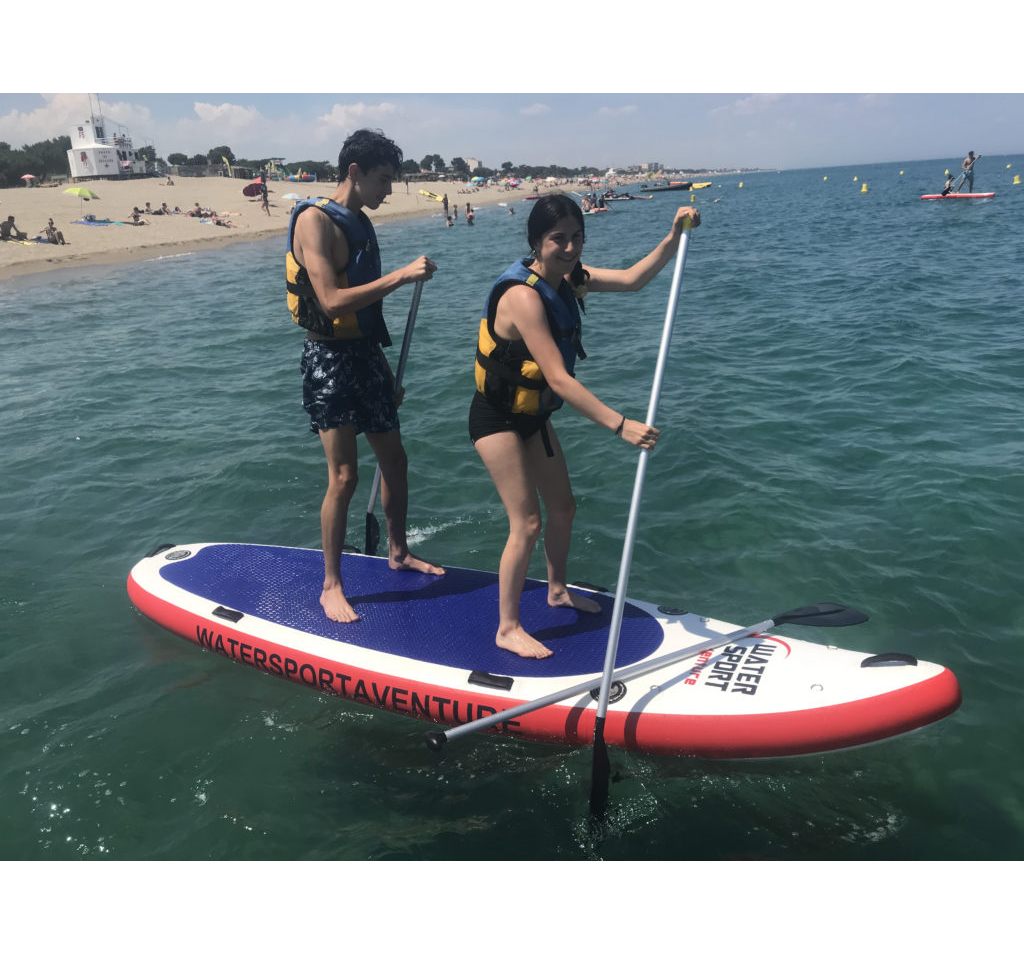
[959,151,981,193]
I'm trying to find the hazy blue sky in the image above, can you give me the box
[2,92,1021,172]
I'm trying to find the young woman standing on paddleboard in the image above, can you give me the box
[470,195,700,658]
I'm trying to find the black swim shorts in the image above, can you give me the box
[468,391,553,455]
[301,338,399,435]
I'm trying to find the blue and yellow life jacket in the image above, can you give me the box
[474,259,586,416]
[285,198,391,346]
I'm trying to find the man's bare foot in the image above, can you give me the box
[496,625,553,659]
[548,585,602,614]
[389,551,446,576]
[320,584,360,623]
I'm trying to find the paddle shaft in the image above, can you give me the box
[365,281,424,521]
[587,225,694,815]
[593,225,693,729]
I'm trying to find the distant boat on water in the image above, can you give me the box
[640,180,693,193]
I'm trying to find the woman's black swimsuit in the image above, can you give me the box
[468,391,554,456]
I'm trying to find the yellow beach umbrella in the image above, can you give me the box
[65,186,100,216]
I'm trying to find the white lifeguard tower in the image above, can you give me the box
[66,107,152,181]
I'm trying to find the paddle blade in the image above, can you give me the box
[773,603,869,628]
[588,719,611,819]
[364,512,380,557]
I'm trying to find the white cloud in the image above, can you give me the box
[317,102,400,130]
[0,93,155,147]
[192,102,266,127]
[711,93,785,117]
[520,103,551,117]
[595,104,637,119]
[165,101,282,158]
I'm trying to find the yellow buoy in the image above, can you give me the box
[823,175,828,181]
[690,193,695,202]
[1014,174,1021,185]
[1007,163,1012,169]
[853,175,858,181]
[945,169,950,175]
[861,183,868,193]
[738,182,743,188]
[899,170,904,175]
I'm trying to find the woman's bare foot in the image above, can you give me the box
[496,625,553,659]
[320,583,360,623]
[548,585,602,614]
[389,551,446,576]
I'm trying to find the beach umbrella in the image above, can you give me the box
[65,186,99,215]
[282,193,302,204]
[21,174,36,185]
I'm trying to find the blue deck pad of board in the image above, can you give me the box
[159,544,666,677]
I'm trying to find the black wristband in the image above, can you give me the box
[614,416,625,436]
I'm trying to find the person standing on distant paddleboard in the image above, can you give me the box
[287,128,445,624]
[960,150,981,192]
[470,194,700,658]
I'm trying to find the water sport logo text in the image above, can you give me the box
[195,625,522,733]
[685,640,777,695]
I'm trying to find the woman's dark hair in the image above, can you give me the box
[527,194,584,250]
[526,194,589,301]
[338,129,403,181]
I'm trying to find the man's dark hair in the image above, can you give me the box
[338,129,403,182]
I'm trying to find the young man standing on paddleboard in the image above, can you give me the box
[287,128,444,624]
[960,150,981,192]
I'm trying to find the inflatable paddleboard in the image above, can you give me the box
[127,543,961,758]
[418,189,443,202]
[921,192,995,200]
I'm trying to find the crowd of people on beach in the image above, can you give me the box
[0,190,246,248]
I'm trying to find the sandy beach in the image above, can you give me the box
[0,174,575,281]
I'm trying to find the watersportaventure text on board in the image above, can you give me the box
[195,625,523,733]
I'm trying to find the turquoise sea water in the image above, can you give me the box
[3,156,1023,866]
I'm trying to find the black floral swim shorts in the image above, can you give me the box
[300,338,399,435]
